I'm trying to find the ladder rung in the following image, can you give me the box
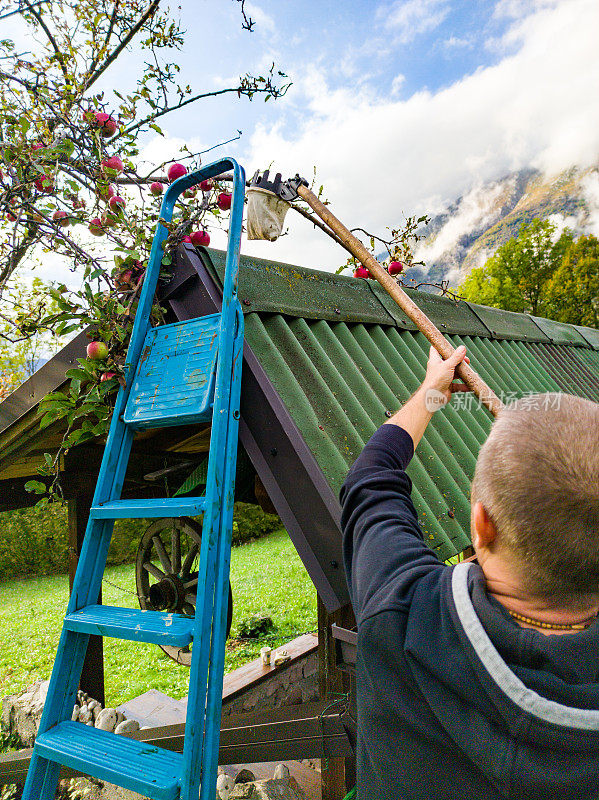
[35,721,182,800]
[64,605,194,646]
[91,497,205,519]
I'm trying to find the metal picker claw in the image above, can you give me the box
[249,170,308,202]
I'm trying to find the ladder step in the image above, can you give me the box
[35,721,182,800]
[91,497,205,519]
[64,605,194,646]
[122,315,221,429]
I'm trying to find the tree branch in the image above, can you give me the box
[118,85,282,139]
[21,0,68,80]
[83,0,159,91]
[290,204,354,256]
[84,0,121,84]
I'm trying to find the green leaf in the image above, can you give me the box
[65,368,90,381]
[25,480,47,494]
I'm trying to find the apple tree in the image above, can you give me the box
[0,0,289,500]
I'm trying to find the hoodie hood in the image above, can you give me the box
[402,562,599,798]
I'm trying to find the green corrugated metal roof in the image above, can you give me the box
[205,250,599,561]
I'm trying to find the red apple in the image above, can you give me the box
[114,269,133,288]
[88,217,104,236]
[353,267,370,279]
[97,183,116,202]
[109,195,125,213]
[100,371,116,382]
[34,174,54,193]
[199,179,213,192]
[150,181,164,196]
[101,156,124,176]
[388,261,403,276]
[216,192,232,211]
[167,163,187,182]
[182,235,192,243]
[101,210,118,228]
[52,210,70,227]
[87,341,108,360]
[190,230,210,246]
[94,112,117,138]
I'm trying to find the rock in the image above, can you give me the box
[280,688,302,707]
[273,765,290,780]
[229,778,305,800]
[234,769,256,785]
[114,718,140,735]
[1,680,49,746]
[217,773,235,799]
[95,708,118,731]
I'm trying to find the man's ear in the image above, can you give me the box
[472,501,498,549]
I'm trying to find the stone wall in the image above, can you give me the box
[221,652,319,718]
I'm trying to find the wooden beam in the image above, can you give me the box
[318,597,356,800]
[68,491,105,705]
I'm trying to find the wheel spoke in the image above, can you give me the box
[181,543,199,577]
[152,534,172,574]
[184,577,198,589]
[171,526,181,574]
[144,561,165,580]
[184,592,197,606]
[183,602,195,615]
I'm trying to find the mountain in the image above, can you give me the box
[406,163,599,289]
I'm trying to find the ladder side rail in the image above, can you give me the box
[180,159,246,800]
[23,158,245,800]
[198,311,244,800]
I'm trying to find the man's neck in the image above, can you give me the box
[477,551,599,635]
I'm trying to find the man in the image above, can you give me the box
[340,345,599,799]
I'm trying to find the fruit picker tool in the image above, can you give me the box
[246,170,504,417]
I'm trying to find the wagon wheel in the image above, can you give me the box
[136,517,233,667]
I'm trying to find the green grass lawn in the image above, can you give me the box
[0,529,316,708]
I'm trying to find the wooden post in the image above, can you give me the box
[318,596,356,800]
[68,491,105,705]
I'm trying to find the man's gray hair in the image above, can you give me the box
[471,393,599,601]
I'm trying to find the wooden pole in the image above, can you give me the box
[318,597,356,800]
[296,184,504,417]
[68,491,105,705]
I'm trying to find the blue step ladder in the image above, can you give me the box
[23,157,246,800]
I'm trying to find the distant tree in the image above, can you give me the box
[543,234,599,328]
[460,219,573,316]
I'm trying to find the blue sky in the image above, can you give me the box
[4,0,599,275]
[147,0,518,157]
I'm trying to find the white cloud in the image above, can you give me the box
[377,0,450,43]
[239,0,599,271]
[443,35,472,49]
[390,74,406,96]
[244,2,276,35]
[416,180,511,265]
[580,170,599,237]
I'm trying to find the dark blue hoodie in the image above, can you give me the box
[340,423,599,800]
